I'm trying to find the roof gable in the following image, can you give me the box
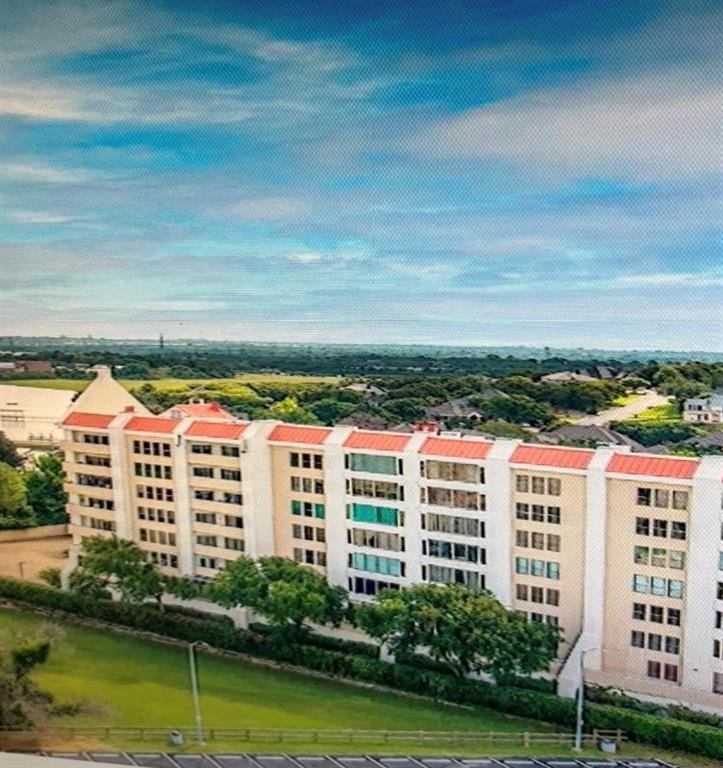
[420,436,492,460]
[62,411,115,429]
[511,444,594,470]
[268,424,332,445]
[184,421,247,440]
[606,453,698,480]
[124,416,180,434]
[344,430,411,452]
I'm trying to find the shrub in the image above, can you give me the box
[249,622,379,658]
[1,577,721,759]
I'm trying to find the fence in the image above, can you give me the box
[0,726,625,747]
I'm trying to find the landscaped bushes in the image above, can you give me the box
[1,577,721,759]
[248,621,379,658]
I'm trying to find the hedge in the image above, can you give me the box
[0,577,720,759]
[248,621,379,658]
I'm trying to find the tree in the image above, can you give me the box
[38,567,62,589]
[0,462,35,530]
[25,453,68,526]
[356,584,560,680]
[266,397,320,425]
[309,398,358,425]
[73,537,165,608]
[0,432,22,469]
[208,555,348,636]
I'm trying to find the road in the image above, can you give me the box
[575,389,670,426]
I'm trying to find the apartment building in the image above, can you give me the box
[60,369,723,713]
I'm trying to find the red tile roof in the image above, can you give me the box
[184,421,247,440]
[172,402,233,419]
[344,431,411,452]
[420,436,492,460]
[124,416,180,434]
[607,453,698,480]
[62,411,115,429]
[510,444,594,470]
[268,424,332,445]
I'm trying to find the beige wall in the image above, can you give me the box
[510,469,587,652]
[270,445,327,571]
[601,477,690,686]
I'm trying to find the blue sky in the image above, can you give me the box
[1,0,721,350]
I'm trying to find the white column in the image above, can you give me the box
[173,423,193,575]
[323,427,353,589]
[240,422,277,559]
[682,455,723,693]
[107,414,134,540]
[483,439,518,605]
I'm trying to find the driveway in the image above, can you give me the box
[575,389,670,425]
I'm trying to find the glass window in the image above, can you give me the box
[516,475,529,493]
[634,546,649,565]
[531,476,545,494]
[633,574,649,593]
[515,557,529,575]
[667,579,684,599]
[516,584,528,601]
[631,630,645,648]
[547,534,560,552]
[546,562,560,580]
[547,478,561,496]
[531,559,545,577]
[350,453,398,475]
[632,603,646,620]
[668,550,685,570]
[635,517,650,536]
[667,608,681,626]
[637,488,651,506]
[647,633,662,651]
[671,491,688,511]
[671,521,687,540]
[547,506,561,524]
[647,660,661,678]
[664,664,678,682]
[650,605,664,623]
[665,637,680,655]
[651,577,666,596]
[515,503,529,520]
[652,519,668,537]
[654,489,669,508]
[651,548,667,567]
[516,530,529,548]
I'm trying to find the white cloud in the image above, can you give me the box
[2,162,90,183]
[286,251,324,263]
[614,272,723,288]
[6,210,71,224]
[415,66,719,181]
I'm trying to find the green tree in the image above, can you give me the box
[309,398,358,425]
[357,584,559,680]
[24,453,68,526]
[38,567,62,589]
[73,537,165,608]
[0,462,35,530]
[0,432,22,469]
[208,555,348,636]
[266,397,320,425]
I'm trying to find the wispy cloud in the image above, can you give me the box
[2,162,90,183]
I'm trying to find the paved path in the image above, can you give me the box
[575,389,670,425]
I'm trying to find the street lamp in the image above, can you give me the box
[574,646,599,751]
[188,641,209,743]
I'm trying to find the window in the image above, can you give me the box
[425,564,483,590]
[423,486,484,510]
[651,577,666,596]
[647,633,662,651]
[650,605,664,623]
[547,506,561,524]
[546,562,560,580]
[671,491,688,510]
[516,475,529,493]
[425,539,482,563]
[547,478,561,496]
[516,530,529,548]
[193,466,214,478]
[350,528,403,552]
[647,660,661,678]
[546,589,559,606]
[634,546,649,565]
[665,637,680,655]
[635,517,650,535]
[516,584,528,601]
[531,476,545,494]
[651,548,667,567]
[667,580,684,599]
[348,503,400,526]
[195,512,216,524]
[196,535,217,547]
[290,452,299,467]
[424,460,482,484]
[350,478,401,500]
[423,513,481,537]
[631,631,645,648]
[191,444,212,455]
[547,534,560,552]
[632,603,646,620]
[515,503,529,520]
[664,664,678,682]
[530,586,544,603]
[531,532,545,550]
[194,490,213,501]
[221,493,242,505]
[225,538,244,552]
[531,559,544,577]
[224,515,243,529]
[668,550,685,570]
[515,557,529,575]
[667,608,681,626]
[671,521,687,540]
[633,575,649,593]
[654,489,669,508]
[531,504,545,522]
[350,552,403,577]
[220,469,241,481]
[349,453,398,475]
[653,519,668,538]
[221,445,240,457]
[714,672,723,695]
[637,488,652,506]
[349,576,400,596]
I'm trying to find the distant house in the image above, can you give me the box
[540,367,623,383]
[683,393,723,424]
[425,390,505,422]
[538,424,643,450]
[338,410,393,431]
[0,360,53,374]
[682,431,723,451]
[342,382,388,404]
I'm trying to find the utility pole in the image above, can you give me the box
[188,641,209,743]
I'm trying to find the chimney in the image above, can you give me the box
[414,421,440,433]
[123,405,135,413]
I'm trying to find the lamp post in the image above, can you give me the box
[188,641,209,743]
[574,647,598,751]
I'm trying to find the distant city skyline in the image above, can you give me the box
[2,0,721,350]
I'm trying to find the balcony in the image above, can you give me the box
[62,461,112,478]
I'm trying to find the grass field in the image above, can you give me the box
[632,402,681,422]
[612,394,642,407]
[0,608,713,765]
[5,374,339,394]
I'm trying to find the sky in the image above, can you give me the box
[1,0,721,351]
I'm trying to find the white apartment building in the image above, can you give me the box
[60,368,723,713]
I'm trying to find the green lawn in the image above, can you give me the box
[5,374,338,394]
[0,608,714,766]
[612,394,642,407]
[632,403,681,422]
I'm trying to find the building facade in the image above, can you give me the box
[683,394,723,424]
[60,370,723,713]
